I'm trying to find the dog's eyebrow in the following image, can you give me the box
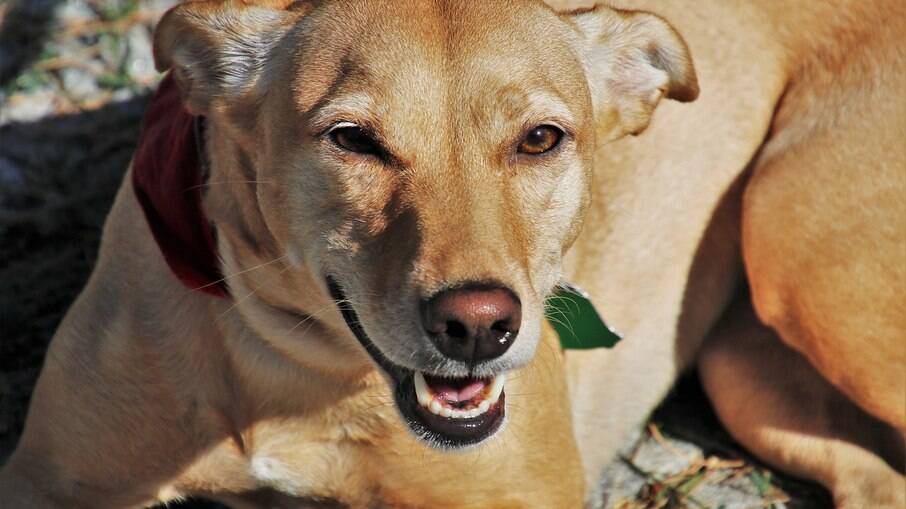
[307,94,378,135]
[306,93,409,165]
[520,91,578,133]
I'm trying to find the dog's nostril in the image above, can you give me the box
[420,283,521,363]
[491,320,514,335]
[446,320,468,339]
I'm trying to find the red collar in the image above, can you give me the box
[132,74,228,298]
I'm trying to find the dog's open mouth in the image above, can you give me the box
[327,277,506,448]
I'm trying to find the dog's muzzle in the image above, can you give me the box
[327,277,509,448]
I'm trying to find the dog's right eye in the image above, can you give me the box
[329,125,382,156]
[517,125,564,155]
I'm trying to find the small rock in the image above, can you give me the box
[111,87,134,102]
[60,67,100,100]
[57,0,94,25]
[0,92,56,125]
[126,25,156,85]
[0,156,25,191]
[143,0,181,15]
[98,32,128,70]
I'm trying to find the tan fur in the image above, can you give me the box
[1,0,903,508]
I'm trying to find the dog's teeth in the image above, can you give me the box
[487,373,506,404]
[414,371,432,407]
[416,372,506,419]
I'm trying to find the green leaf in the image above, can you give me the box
[98,0,138,21]
[9,69,52,94]
[749,469,773,496]
[545,282,622,349]
[97,72,132,90]
[676,471,707,495]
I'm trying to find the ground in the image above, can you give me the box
[0,1,833,507]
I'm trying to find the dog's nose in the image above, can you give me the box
[421,285,521,363]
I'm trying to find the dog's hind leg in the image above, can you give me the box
[737,14,906,433]
[699,298,905,508]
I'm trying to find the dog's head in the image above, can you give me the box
[154,0,696,448]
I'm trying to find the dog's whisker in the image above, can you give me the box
[545,294,583,316]
[183,179,276,192]
[359,401,397,414]
[216,264,293,322]
[285,300,347,337]
[501,390,543,399]
[194,254,288,292]
[502,372,526,382]
[544,313,577,339]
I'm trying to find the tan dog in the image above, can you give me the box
[1,0,903,508]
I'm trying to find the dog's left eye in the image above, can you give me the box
[330,125,382,156]
[517,125,563,155]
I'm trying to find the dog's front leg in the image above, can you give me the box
[564,323,691,505]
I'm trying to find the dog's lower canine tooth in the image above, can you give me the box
[414,372,432,407]
[487,374,506,404]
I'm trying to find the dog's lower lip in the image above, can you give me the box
[326,276,506,446]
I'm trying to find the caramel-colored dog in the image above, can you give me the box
[2,0,903,508]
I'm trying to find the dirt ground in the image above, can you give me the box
[0,1,833,507]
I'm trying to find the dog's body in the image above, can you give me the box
[2,0,904,508]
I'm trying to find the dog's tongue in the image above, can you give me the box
[430,379,486,403]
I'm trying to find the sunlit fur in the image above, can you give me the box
[2,0,903,508]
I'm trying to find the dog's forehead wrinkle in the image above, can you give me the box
[281,0,592,179]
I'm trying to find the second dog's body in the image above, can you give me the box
[1,0,903,508]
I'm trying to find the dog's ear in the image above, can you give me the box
[567,5,699,140]
[153,1,308,115]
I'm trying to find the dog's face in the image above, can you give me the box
[154,0,696,448]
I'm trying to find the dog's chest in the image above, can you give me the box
[177,393,401,503]
[245,419,376,496]
[243,437,359,498]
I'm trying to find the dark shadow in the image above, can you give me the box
[1,93,151,463]
[0,0,67,86]
[651,373,835,509]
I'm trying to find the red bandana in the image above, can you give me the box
[131,75,228,298]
